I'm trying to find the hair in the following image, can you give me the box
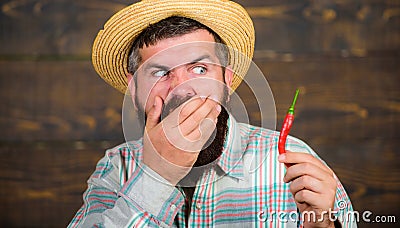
[128,16,229,75]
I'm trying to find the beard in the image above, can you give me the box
[160,91,229,188]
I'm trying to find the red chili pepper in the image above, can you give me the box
[278,89,300,157]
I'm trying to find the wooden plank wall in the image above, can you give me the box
[0,0,399,227]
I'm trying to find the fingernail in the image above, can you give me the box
[283,176,288,183]
[200,95,207,101]
[216,105,221,112]
[278,154,285,161]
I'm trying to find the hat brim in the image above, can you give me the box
[92,0,255,94]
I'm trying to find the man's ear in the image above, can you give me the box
[224,66,234,91]
[126,73,138,110]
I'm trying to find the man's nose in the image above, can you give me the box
[169,68,196,97]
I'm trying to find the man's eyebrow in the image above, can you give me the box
[143,54,215,72]
[143,63,170,72]
[189,54,213,64]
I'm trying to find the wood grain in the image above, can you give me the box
[0,0,398,56]
[0,61,124,141]
[0,141,116,227]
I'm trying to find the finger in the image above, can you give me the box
[279,151,332,174]
[178,96,206,124]
[145,96,163,130]
[293,189,320,206]
[162,96,204,129]
[185,113,217,142]
[289,175,326,195]
[166,118,216,152]
[179,98,220,136]
[283,162,333,183]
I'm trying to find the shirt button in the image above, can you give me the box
[195,203,202,210]
[170,204,176,210]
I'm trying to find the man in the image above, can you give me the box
[69,0,357,227]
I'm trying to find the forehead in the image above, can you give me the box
[138,30,219,68]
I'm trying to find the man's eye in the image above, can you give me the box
[192,66,207,75]
[153,70,168,77]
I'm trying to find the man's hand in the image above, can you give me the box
[143,96,221,185]
[279,151,337,228]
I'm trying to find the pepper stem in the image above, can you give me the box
[288,89,300,114]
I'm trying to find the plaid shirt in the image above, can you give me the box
[69,116,357,227]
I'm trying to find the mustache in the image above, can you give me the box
[161,87,229,121]
[161,95,195,120]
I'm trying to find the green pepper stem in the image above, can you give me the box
[288,89,300,114]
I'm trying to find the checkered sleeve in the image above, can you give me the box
[68,145,184,228]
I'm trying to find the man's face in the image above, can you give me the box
[130,29,233,119]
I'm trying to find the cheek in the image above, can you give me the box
[140,83,169,113]
[194,77,226,99]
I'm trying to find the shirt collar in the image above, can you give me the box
[216,115,245,180]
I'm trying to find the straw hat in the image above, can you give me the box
[92,0,255,94]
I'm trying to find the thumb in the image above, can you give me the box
[145,96,163,130]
